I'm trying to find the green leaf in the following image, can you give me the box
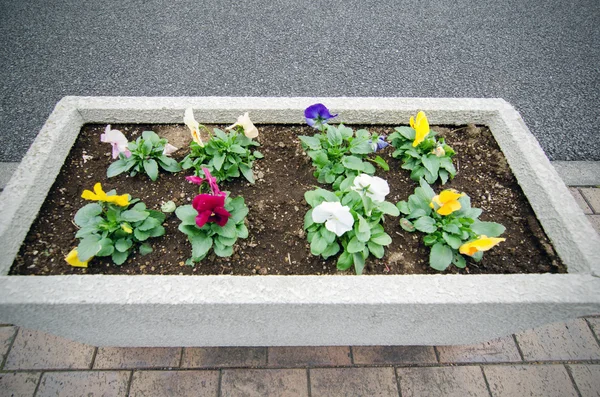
[395,126,416,140]
[217,221,237,238]
[111,249,129,265]
[143,159,159,181]
[310,235,328,255]
[418,178,436,201]
[304,209,314,229]
[320,228,336,244]
[371,233,392,246]
[369,155,389,171]
[423,234,438,246]
[96,238,114,257]
[142,130,159,143]
[362,162,376,175]
[107,159,135,178]
[367,241,384,259]
[356,215,371,242]
[470,221,506,237]
[239,163,255,184]
[77,235,102,261]
[442,232,463,250]
[326,126,343,145]
[453,252,467,268]
[253,150,264,159]
[443,223,461,234]
[175,205,198,225]
[115,238,133,252]
[147,210,166,224]
[229,144,246,154]
[377,201,400,217]
[74,203,103,227]
[396,201,410,215]
[337,250,353,270]
[298,135,321,150]
[421,155,440,177]
[217,235,237,246]
[439,170,449,185]
[121,209,149,222]
[311,151,329,167]
[190,234,213,260]
[134,228,149,241]
[341,156,365,171]
[236,224,249,238]
[347,236,366,253]
[353,252,366,275]
[399,218,415,232]
[414,216,437,233]
[158,156,182,172]
[138,217,161,231]
[212,152,225,171]
[322,242,340,259]
[349,139,373,154]
[430,243,454,271]
[139,243,153,256]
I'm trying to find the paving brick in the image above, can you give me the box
[0,372,40,397]
[484,365,578,397]
[129,370,219,397]
[181,347,266,368]
[587,317,600,340]
[515,318,600,361]
[94,347,181,369]
[4,328,95,370]
[352,345,437,365]
[587,215,600,234]
[221,369,308,397]
[397,366,489,397]
[36,371,130,397]
[567,364,600,397]
[437,335,522,363]
[310,367,398,397]
[268,347,350,367]
[569,188,594,214]
[0,326,17,368]
[580,188,600,213]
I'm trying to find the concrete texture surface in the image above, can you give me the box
[0,0,599,162]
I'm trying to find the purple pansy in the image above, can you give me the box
[304,104,337,129]
[370,135,389,152]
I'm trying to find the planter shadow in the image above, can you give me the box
[0,97,598,347]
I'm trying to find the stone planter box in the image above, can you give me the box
[0,97,598,347]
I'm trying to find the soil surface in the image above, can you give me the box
[11,123,564,276]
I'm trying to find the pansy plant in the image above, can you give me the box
[304,174,399,275]
[106,130,181,181]
[388,111,456,184]
[66,183,166,267]
[299,104,389,190]
[175,168,249,265]
[396,179,506,271]
[180,109,263,184]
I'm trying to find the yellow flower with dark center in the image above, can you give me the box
[459,235,506,256]
[65,248,89,268]
[121,223,133,234]
[410,111,430,147]
[430,189,463,215]
[81,183,129,207]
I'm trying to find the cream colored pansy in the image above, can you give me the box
[184,108,203,146]
[226,112,259,139]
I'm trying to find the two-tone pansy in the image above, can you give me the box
[304,103,337,130]
[101,125,131,159]
[184,108,203,146]
[459,235,506,256]
[430,189,463,216]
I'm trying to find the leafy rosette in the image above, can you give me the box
[107,130,181,181]
[180,108,263,184]
[397,179,506,271]
[388,111,456,184]
[175,169,249,264]
[303,174,399,275]
[67,183,165,267]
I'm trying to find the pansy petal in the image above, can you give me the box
[65,248,89,268]
[195,211,211,228]
[437,200,461,215]
[186,176,205,185]
[213,207,232,226]
[439,189,462,203]
[312,201,338,223]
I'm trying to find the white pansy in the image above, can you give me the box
[226,112,259,139]
[101,125,131,159]
[184,108,203,146]
[312,201,354,237]
[162,143,178,156]
[351,174,389,203]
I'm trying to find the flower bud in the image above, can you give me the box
[161,200,177,213]
[432,146,445,157]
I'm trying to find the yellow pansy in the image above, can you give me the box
[65,248,90,268]
[459,235,506,256]
[81,183,130,207]
[410,111,430,147]
[430,189,463,216]
[121,223,133,234]
[184,108,204,146]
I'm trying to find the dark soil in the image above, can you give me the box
[10,123,564,276]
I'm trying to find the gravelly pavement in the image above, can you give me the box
[0,0,598,162]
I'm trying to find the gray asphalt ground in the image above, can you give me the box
[0,0,598,162]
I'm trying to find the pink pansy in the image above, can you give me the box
[101,125,131,159]
[186,168,225,197]
[162,143,178,156]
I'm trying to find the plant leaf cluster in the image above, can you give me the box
[73,196,165,265]
[107,131,181,181]
[396,179,505,271]
[388,127,456,184]
[304,177,400,275]
[180,128,263,184]
[299,125,387,190]
[175,195,249,264]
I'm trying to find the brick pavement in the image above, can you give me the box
[1,171,599,395]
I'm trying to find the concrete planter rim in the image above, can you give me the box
[0,96,598,347]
